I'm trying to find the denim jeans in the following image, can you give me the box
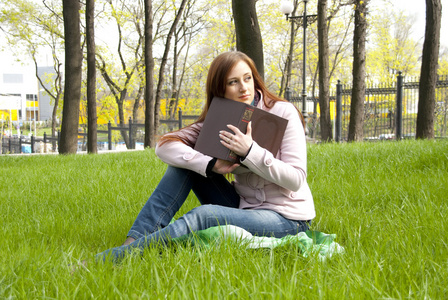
[96,166,310,262]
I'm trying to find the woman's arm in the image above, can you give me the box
[155,123,213,177]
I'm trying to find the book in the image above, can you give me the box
[194,96,288,163]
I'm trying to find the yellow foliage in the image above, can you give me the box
[159,98,188,117]
[316,101,336,120]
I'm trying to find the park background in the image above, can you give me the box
[1,0,447,153]
[1,1,448,298]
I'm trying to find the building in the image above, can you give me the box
[0,64,55,132]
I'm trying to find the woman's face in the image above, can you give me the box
[224,60,255,105]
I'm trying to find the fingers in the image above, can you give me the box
[246,121,252,136]
[219,123,253,157]
[219,131,233,144]
[212,159,239,174]
[227,123,252,138]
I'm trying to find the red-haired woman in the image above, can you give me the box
[97,51,315,262]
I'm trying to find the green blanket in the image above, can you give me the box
[172,225,344,261]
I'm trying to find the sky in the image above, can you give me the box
[387,0,447,47]
[0,0,447,71]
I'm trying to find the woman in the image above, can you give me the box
[97,51,315,262]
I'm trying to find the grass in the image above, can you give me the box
[1,139,447,299]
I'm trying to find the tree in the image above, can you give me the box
[317,0,332,141]
[278,0,299,98]
[232,0,264,78]
[144,0,155,148]
[416,0,442,139]
[153,0,188,141]
[367,8,420,82]
[314,0,352,141]
[167,0,205,125]
[96,0,144,149]
[59,0,82,154]
[86,0,97,153]
[348,0,368,142]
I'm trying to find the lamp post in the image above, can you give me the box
[280,1,317,125]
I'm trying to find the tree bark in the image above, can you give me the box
[144,0,154,148]
[59,0,82,154]
[279,0,299,98]
[232,0,264,79]
[318,0,332,142]
[348,0,368,142]
[86,0,97,153]
[154,0,188,141]
[416,0,442,139]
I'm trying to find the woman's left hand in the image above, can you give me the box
[219,121,253,157]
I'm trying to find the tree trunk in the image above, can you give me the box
[416,0,442,139]
[318,0,332,142]
[348,0,368,142]
[86,0,97,153]
[232,0,264,79]
[59,0,82,154]
[144,0,155,148]
[117,90,130,147]
[170,30,179,122]
[154,0,188,140]
[279,0,299,98]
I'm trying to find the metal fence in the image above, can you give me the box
[1,111,199,154]
[289,74,448,141]
[2,75,447,154]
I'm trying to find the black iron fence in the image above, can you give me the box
[1,110,199,154]
[1,133,58,154]
[2,75,447,154]
[288,74,448,141]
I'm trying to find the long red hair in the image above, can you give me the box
[159,51,293,146]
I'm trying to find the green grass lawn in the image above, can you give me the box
[1,140,447,299]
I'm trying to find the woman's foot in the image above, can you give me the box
[122,237,136,246]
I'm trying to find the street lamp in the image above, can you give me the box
[280,0,317,124]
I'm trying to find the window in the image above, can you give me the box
[26,94,38,101]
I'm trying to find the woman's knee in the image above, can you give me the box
[181,205,223,229]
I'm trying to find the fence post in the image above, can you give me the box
[285,87,291,101]
[108,121,112,150]
[129,117,133,149]
[335,80,342,142]
[396,72,403,140]
[43,132,47,153]
[31,135,35,153]
[178,108,183,130]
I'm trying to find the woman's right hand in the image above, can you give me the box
[212,159,239,174]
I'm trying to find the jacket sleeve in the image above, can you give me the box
[240,103,307,192]
[155,123,214,177]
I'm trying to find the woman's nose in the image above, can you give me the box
[240,82,248,91]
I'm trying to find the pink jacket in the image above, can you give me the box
[155,95,315,221]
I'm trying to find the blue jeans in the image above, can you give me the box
[96,166,310,262]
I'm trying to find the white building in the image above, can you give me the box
[0,63,55,128]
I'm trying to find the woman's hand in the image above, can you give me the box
[212,159,239,174]
[219,121,253,157]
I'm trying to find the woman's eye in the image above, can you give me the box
[244,76,252,81]
[228,80,237,85]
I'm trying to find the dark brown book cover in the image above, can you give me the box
[194,97,288,163]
